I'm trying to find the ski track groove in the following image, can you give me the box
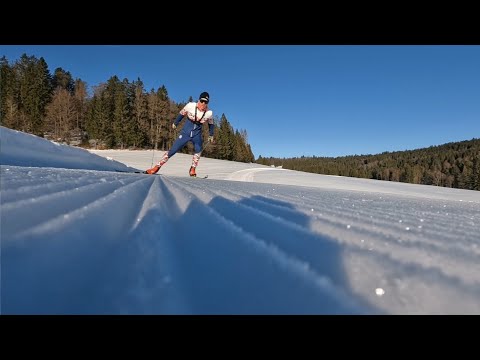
[2,172,156,314]
[208,182,479,253]
[1,166,137,203]
[165,176,480,303]
[173,177,479,246]
[97,176,194,314]
[6,174,152,240]
[158,176,374,314]
[2,179,142,235]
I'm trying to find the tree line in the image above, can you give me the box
[257,139,480,191]
[3,53,477,190]
[0,54,255,163]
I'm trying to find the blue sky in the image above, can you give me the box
[2,45,479,158]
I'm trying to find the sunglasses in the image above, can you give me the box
[199,99,209,104]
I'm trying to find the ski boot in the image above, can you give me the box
[145,164,160,175]
[189,166,197,177]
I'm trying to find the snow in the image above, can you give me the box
[1,126,480,314]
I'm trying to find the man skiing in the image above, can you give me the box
[145,91,214,177]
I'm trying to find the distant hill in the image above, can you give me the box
[256,139,480,190]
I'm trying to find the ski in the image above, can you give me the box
[141,171,163,175]
[115,169,206,178]
[115,169,161,175]
[115,170,144,174]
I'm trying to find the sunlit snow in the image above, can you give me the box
[2,126,479,314]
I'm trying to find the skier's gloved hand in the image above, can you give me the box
[208,136,214,143]
[172,123,176,129]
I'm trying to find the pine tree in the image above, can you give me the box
[472,156,480,191]
[86,91,110,148]
[0,56,10,123]
[14,54,52,135]
[216,114,235,160]
[157,85,171,150]
[102,76,123,147]
[129,78,147,148]
[112,79,129,148]
[232,129,254,163]
[0,56,19,129]
[34,57,53,134]
[52,67,75,94]
[146,89,161,148]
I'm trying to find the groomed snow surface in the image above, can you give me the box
[1,126,479,314]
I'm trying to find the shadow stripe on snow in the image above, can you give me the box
[7,176,154,240]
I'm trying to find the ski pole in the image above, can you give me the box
[201,138,214,153]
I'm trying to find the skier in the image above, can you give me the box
[145,91,214,177]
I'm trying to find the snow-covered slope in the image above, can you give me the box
[1,127,135,172]
[2,126,479,314]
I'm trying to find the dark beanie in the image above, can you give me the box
[199,92,210,102]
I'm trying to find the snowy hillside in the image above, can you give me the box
[1,126,479,314]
